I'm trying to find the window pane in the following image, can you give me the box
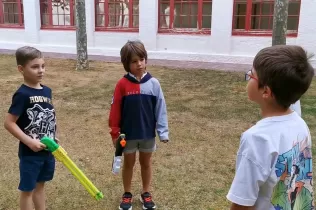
[251,16,259,29]
[174,1,198,28]
[288,2,300,15]
[182,15,197,28]
[96,15,105,27]
[133,0,139,28]
[259,16,270,29]
[252,2,260,15]
[160,3,171,28]
[160,3,170,15]
[233,0,300,32]
[96,3,105,15]
[287,16,299,30]
[202,16,211,28]
[39,0,75,27]
[133,15,139,27]
[235,2,246,16]
[234,16,246,29]
[261,2,273,15]
[3,2,20,24]
[202,2,212,16]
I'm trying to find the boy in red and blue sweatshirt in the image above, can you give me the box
[109,40,169,210]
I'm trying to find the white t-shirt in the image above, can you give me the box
[290,100,301,116]
[227,112,314,210]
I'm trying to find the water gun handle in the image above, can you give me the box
[115,134,126,156]
[112,134,126,175]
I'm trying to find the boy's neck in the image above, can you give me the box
[24,81,42,89]
[260,104,293,118]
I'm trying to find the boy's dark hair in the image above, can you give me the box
[15,46,43,66]
[120,40,147,72]
[253,45,314,108]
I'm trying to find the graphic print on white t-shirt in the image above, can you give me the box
[272,136,314,210]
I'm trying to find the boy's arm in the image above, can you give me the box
[54,125,60,144]
[51,89,60,144]
[230,203,255,210]
[4,114,46,152]
[155,84,169,141]
[109,82,123,143]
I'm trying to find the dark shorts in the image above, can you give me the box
[19,155,55,192]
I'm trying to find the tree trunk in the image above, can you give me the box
[272,0,289,46]
[75,0,89,70]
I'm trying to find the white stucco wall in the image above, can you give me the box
[0,0,315,67]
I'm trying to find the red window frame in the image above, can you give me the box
[0,0,24,28]
[40,0,76,30]
[232,0,301,37]
[158,0,212,35]
[95,0,139,32]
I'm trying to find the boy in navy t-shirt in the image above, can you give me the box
[4,46,58,210]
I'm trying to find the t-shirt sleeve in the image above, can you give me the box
[8,92,27,116]
[226,133,273,206]
[226,154,268,206]
[48,87,52,99]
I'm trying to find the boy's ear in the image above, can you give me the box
[17,65,24,74]
[262,86,273,99]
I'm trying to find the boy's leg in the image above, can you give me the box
[120,140,138,210]
[139,139,156,193]
[34,155,55,210]
[20,191,33,210]
[19,157,43,210]
[139,151,153,193]
[139,139,156,209]
[32,182,45,210]
[123,151,136,193]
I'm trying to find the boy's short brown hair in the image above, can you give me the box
[120,40,147,72]
[253,45,314,108]
[15,46,43,67]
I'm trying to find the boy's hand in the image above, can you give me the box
[161,139,169,143]
[112,139,117,148]
[28,139,46,152]
[55,137,60,144]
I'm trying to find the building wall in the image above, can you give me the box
[0,0,315,66]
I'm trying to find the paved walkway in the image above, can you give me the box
[0,49,251,72]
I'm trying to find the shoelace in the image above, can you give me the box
[144,196,152,202]
[122,197,132,203]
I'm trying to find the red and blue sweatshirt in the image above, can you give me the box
[109,72,169,142]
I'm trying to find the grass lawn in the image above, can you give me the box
[0,54,315,210]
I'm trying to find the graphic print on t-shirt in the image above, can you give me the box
[271,136,314,210]
[25,103,56,140]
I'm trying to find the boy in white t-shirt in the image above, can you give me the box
[227,45,314,210]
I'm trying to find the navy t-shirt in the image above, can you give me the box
[8,84,56,157]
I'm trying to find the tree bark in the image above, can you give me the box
[75,0,89,70]
[272,0,289,46]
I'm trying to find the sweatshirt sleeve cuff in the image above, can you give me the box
[159,133,169,141]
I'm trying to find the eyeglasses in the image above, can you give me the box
[245,69,258,81]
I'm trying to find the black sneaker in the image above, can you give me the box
[140,192,156,210]
[119,192,133,210]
